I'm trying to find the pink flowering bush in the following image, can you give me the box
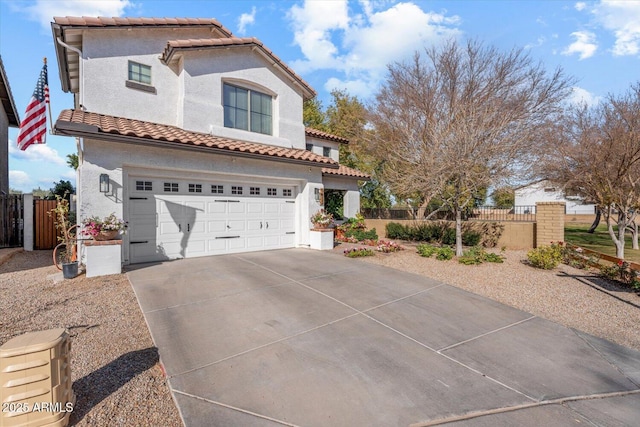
[376,240,403,253]
[82,213,127,237]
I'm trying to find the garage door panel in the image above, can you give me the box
[208,220,227,233]
[228,203,246,214]
[228,238,247,250]
[208,202,227,214]
[129,177,296,263]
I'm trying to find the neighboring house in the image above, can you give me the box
[0,55,20,195]
[514,180,596,215]
[51,17,367,264]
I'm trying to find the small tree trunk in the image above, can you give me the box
[628,221,639,250]
[455,208,463,257]
[587,208,601,233]
[605,205,625,259]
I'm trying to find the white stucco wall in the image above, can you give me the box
[79,138,325,261]
[515,181,596,214]
[80,28,306,149]
[306,137,340,161]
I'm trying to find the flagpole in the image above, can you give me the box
[44,57,53,135]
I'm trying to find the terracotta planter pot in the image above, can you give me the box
[94,230,119,241]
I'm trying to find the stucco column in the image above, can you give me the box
[535,202,565,247]
[23,194,33,251]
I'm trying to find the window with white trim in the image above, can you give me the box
[211,185,224,194]
[267,188,277,196]
[223,83,272,135]
[282,189,292,197]
[323,147,331,157]
[231,186,243,195]
[250,187,260,195]
[128,61,152,85]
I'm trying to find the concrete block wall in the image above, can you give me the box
[535,202,565,248]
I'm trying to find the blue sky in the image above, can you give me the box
[1,0,639,193]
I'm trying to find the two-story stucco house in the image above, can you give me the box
[0,56,20,195]
[50,17,367,264]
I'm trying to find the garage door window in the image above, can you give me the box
[189,184,203,193]
[211,185,223,194]
[267,188,277,196]
[250,187,261,195]
[283,189,292,197]
[164,182,179,192]
[136,181,152,191]
[232,186,243,195]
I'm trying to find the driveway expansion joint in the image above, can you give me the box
[172,389,300,427]
[408,388,640,427]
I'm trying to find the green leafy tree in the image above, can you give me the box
[303,97,328,131]
[66,154,78,170]
[492,187,515,208]
[50,180,75,201]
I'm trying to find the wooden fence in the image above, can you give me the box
[34,199,59,250]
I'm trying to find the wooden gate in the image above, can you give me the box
[0,194,24,248]
[34,199,58,250]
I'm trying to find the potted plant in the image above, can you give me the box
[82,213,127,240]
[49,196,79,279]
[310,209,334,229]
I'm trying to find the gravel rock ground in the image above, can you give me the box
[340,242,640,351]
[0,250,182,427]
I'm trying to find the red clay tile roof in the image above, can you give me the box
[305,128,349,144]
[161,37,316,98]
[322,165,369,179]
[54,109,338,168]
[52,17,233,36]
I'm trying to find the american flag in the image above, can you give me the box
[16,62,49,151]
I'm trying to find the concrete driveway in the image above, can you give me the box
[127,249,640,426]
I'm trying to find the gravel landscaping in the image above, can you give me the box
[345,242,640,351]
[2,244,639,426]
[0,250,182,427]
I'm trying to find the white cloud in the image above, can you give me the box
[593,0,640,56]
[562,31,598,59]
[287,1,460,100]
[20,0,131,31]
[9,142,67,166]
[237,6,256,35]
[568,86,602,106]
[9,171,32,190]
[575,2,587,11]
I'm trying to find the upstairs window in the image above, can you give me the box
[323,147,331,157]
[306,143,313,151]
[128,61,152,85]
[223,83,272,135]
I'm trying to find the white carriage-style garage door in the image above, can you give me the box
[127,177,296,264]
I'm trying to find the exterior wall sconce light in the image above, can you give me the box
[314,188,324,205]
[99,174,110,193]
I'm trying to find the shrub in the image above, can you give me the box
[386,222,410,240]
[462,231,482,247]
[344,247,375,258]
[376,240,403,253]
[441,227,457,245]
[416,243,438,258]
[435,246,455,260]
[527,243,563,269]
[345,228,378,241]
[458,246,504,265]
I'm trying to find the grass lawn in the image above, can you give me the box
[565,223,640,263]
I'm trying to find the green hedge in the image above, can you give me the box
[386,222,482,247]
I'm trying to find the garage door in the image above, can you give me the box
[127,178,296,263]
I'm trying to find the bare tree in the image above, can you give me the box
[369,39,574,255]
[541,84,640,258]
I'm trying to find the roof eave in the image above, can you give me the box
[0,56,20,126]
[53,119,339,169]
